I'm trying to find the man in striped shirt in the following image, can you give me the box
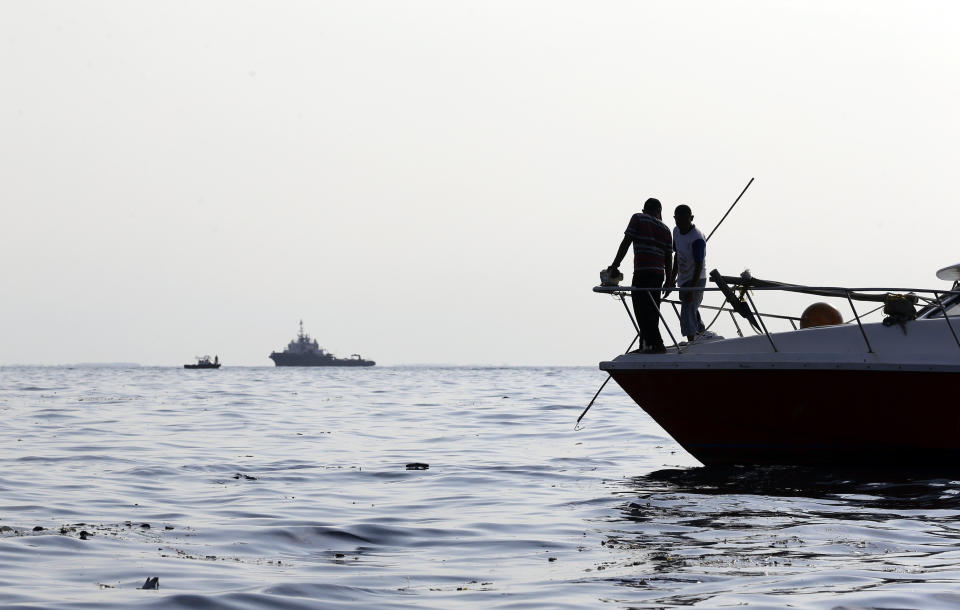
[606,198,673,353]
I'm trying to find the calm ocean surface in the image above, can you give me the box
[1,365,959,609]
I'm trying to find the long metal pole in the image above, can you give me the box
[698,178,752,336]
[577,287,673,428]
[706,178,754,243]
[580,178,754,426]
[576,321,640,427]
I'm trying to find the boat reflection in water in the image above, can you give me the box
[269,320,375,367]
[597,263,960,467]
[603,464,960,605]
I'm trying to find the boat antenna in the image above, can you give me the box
[577,177,755,429]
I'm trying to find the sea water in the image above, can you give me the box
[1,365,959,609]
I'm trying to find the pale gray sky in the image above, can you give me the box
[2,1,958,366]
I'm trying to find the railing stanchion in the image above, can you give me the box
[934,291,960,350]
[845,290,873,353]
[670,301,682,326]
[618,293,642,340]
[744,291,778,352]
[647,288,683,352]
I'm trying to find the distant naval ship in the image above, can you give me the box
[269,321,375,367]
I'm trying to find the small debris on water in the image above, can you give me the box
[79,531,91,540]
[234,473,258,480]
[139,576,159,590]
[405,463,429,470]
[548,557,557,562]
[32,526,43,532]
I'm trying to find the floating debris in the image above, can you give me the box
[139,576,159,590]
[405,463,429,470]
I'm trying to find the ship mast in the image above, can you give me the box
[299,319,305,341]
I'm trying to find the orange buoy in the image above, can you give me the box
[799,302,843,329]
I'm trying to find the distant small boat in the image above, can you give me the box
[184,355,221,369]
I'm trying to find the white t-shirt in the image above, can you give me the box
[673,225,707,285]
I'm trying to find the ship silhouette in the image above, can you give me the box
[269,321,375,367]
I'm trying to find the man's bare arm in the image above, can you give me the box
[664,253,678,298]
[609,235,631,270]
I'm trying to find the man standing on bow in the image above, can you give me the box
[606,198,673,354]
[666,204,707,342]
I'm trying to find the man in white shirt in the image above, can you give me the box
[666,205,707,341]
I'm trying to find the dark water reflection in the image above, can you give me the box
[599,467,960,608]
[641,466,960,509]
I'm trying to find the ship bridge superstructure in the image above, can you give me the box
[286,320,327,356]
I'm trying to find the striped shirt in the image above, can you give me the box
[625,212,672,272]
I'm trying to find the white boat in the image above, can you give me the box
[595,264,960,467]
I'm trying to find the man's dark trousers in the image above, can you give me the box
[631,270,665,350]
